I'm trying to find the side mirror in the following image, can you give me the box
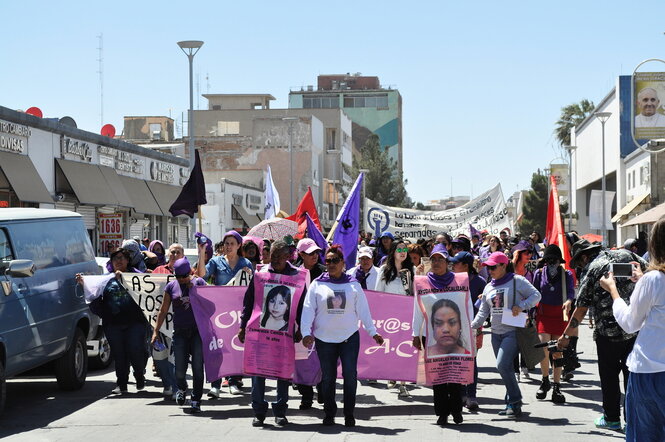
[7,259,35,278]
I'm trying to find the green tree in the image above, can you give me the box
[346,134,410,207]
[554,99,595,148]
[519,172,549,236]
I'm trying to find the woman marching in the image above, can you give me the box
[375,239,415,397]
[532,244,574,404]
[471,252,541,418]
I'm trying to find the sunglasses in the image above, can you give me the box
[325,257,342,265]
[396,247,408,253]
[487,264,500,270]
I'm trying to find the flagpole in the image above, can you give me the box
[197,206,202,232]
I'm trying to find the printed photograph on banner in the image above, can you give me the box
[634,72,665,140]
[420,293,472,358]
[326,288,347,312]
[261,284,294,331]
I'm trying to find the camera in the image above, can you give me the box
[534,337,582,371]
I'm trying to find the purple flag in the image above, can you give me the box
[306,212,328,262]
[332,173,363,269]
[169,149,207,217]
[469,223,482,240]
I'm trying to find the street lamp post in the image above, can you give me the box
[359,168,369,233]
[595,112,612,247]
[282,117,298,213]
[564,145,577,232]
[177,40,203,244]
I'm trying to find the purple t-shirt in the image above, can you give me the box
[165,277,207,329]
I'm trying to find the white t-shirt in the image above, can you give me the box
[300,278,377,343]
[346,265,379,290]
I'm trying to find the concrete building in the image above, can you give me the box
[0,106,190,254]
[570,75,665,246]
[192,94,353,227]
[289,74,403,175]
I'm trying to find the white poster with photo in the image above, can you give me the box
[589,190,615,230]
[365,184,513,240]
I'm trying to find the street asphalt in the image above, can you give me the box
[1,321,626,441]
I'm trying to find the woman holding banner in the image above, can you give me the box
[412,243,472,425]
[301,245,384,428]
[376,239,415,397]
[470,252,541,418]
[152,258,207,413]
[197,230,253,397]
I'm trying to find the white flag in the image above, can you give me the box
[265,165,280,219]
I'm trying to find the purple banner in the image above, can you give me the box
[190,286,245,381]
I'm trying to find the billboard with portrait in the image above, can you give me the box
[634,72,665,140]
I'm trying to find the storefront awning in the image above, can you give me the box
[145,181,183,217]
[0,152,53,203]
[233,204,261,229]
[611,193,650,223]
[117,176,163,216]
[55,159,118,206]
[98,166,134,208]
[621,201,665,227]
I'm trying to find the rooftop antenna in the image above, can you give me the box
[97,33,104,126]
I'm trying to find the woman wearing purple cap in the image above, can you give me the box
[152,258,207,413]
[196,230,253,396]
[470,252,541,418]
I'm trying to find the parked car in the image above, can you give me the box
[0,209,98,415]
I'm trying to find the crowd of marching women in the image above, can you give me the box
[79,223,664,440]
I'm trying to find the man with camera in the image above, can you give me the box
[557,240,647,431]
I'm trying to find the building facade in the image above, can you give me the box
[0,106,190,255]
[288,74,403,174]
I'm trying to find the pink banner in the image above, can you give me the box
[243,270,307,380]
[414,274,475,385]
[190,286,245,381]
[357,290,419,382]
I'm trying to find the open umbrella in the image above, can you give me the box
[247,218,298,241]
[580,233,602,243]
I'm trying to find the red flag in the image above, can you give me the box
[546,175,572,270]
[286,187,321,239]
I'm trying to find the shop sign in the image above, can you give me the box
[98,213,123,255]
[150,160,174,184]
[98,146,145,176]
[0,120,30,154]
[61,137,93,162]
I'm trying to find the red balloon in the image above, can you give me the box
[26,107,43,118]
[101,124,116,138]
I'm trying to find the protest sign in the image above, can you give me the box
[414,274,475,385]
[365,184,512,240]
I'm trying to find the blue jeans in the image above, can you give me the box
[251,376,289,417]
[173,327,204,402]
[154,357,177,391]
[625,371,665,442]
[316,331,360,418]
[491,330,522,405]
[104,321,147,389]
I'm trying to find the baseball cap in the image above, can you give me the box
[430,243,450,260]
[482,252,509,266]
[296,238,322,254]
[174,258,192,277]
[449,251,474,266]
[358,246,373,259]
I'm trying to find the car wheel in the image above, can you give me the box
[55,328,88,390]
[90,331,112,370]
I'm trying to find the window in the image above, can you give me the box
[303,95,339,109]
[326,128,337,150]
[0,228,14,262]
[342,94,389,108]
[216,121,240,136]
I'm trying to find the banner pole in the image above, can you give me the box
[197,206,202,233]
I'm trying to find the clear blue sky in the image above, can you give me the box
[3,0,665,204]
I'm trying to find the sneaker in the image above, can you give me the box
[506,404,522,418]
[498,405,511,416]
[207,387,221,399]
[387,380,397,389]
[397,385,410,398]
[594,416,621,430]
[551,382,565,404]
[162,386,173,397]
[452,412,463,425]
[111,386,127,395]
[229,384,242,395]
[190,400,201,414]
[135,376,145,391]
[344,416,356,427]
[299,402,313,410]
[322,416,335,426]
[536,377,551,400]
[175,389,186,406]
[465,398,479,411]
[521,367,530,379]
[562,371,574,382]
[436,415,448,425]
[252,415,265,427]
[275,416,288,426]
[367,379,378,385]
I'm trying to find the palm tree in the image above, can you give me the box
[554,99,595,147]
